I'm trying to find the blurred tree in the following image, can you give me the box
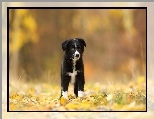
[9,9,38,79]
[19,10,78,79]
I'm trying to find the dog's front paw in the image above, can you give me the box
[62,91,68,99]
[78,91,84,98]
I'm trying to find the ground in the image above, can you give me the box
[2,76,154,119]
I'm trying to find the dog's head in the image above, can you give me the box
[62,38,86,60]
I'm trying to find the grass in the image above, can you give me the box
[9,76,146,111]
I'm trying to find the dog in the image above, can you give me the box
[60,38,86,99]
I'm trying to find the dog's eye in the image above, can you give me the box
[71,47,75,50]
[77,46,81,49]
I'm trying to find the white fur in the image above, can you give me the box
[62,91,68,99]
[68,57,78,83]
[74,50,80,58]
[74,42,77,47]
[68,71,77,83]
[67,50,81,83]
[78,91,84,97]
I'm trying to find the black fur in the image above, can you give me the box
[60,38,86,98]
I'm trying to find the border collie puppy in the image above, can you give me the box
[60,38,86,99]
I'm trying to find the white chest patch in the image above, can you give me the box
[68,71,77,83]
[67,59,78,84]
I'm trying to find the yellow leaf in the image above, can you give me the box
[79,102,91,110]
[65,102,79,110]
[60,97,67,106]
[137,76,145,84]
[113,103,122,110]
[27,88,35,95]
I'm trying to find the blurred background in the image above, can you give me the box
[8,8,146,84]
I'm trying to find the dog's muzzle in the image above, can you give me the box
[73,50,80,60]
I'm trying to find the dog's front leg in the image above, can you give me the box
[61,75,70,99]
[74,80,78,97]
[77,73,85,98]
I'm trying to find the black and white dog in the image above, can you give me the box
[60,38,86,99]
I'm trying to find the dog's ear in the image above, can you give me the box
[61,40,70,51]
[77,38,86,47]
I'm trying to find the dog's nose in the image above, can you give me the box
[75,54,79,57]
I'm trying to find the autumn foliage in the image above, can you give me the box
[9,8,146,111]
[9,76,146,111]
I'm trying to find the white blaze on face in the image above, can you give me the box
[62,91,68,99]
[74,42,77,47]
